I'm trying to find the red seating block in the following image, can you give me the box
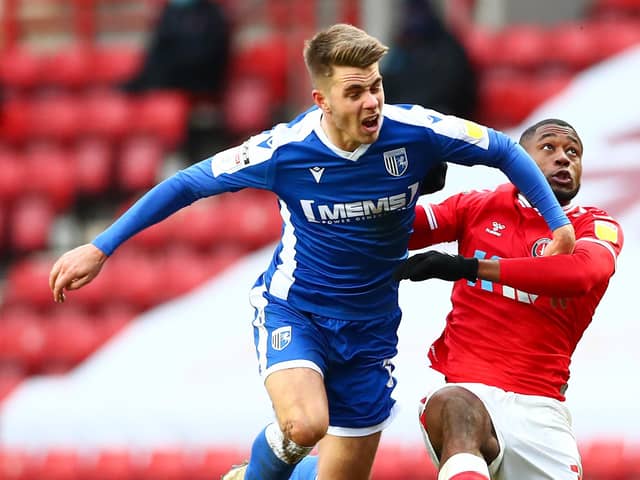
[0,149,25,203]
[0,307,46,371]
[494,24,547,71]
[0,48,43,90]
[8,196,56,253]
[0,449,32,480]
[23,144,75,210]
[43,46,94,89]
[132,92,190,149]
[29,95,83,143]
[545,22,598,71]
[74,139,113,196]
[139,450,189,480]
[44,307,101,368]
[4,256,55,308]
[91,46,143,86]
[116,136,163,192]
[223,78,272,138]
[88,450,135,480]
[81,90,133,141]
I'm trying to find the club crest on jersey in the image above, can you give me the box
[271,326,292,351]
[383,148,408,176]
[531,238,551,257]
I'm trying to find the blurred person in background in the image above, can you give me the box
[49,25,575,480]
[121,0,230,95]
[382,0,477,118]
[394,119,623,480]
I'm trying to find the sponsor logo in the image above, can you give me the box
[383,148,408,176]
[463,120,484,139]
[300,182,420,224]
[309,166,325,183]
[485,221,506,237]
[531,237,551,257]
[271,326,292,351]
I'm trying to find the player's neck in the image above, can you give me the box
[320,114,360,152]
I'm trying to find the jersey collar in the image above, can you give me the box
[516,190,577,213]
[314,114,382,161]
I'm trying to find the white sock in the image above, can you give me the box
[438,452,490,480]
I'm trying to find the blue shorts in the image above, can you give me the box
[249,284,400,436]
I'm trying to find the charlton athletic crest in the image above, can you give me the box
[531,238,551,257]
[383,148,408,176]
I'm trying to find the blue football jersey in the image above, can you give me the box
[94,104,569,320]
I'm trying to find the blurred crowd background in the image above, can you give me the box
[0,0,639,479]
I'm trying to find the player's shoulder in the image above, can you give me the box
[569,204,624,247]
[383,104,491,148]
[567,204,620,225]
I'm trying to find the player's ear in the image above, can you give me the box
[312,89,330,114]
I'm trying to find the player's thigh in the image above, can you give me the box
[317,432,381,480]
[265,367,329,432]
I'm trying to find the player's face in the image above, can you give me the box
[313,63,384,151]
[526,124,583,205]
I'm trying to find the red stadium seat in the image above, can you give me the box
[43,45,94,90]
[0,449,33,480]
[132,91,190,149]
[545,22,599,71]
[43,306,101,368]
[29,450,81,480]
[28,95,83,143]
[0,307,47,371]
[108,249,161,308]
[80,90,134,141]
[73,139,113,196]
[589,19,640,62]
[476,69,531,128]
[139,450,189,480]
[223,78,272,138]
[190,449,248,480]
[8,196,56,253]
[494,24,547,71]
[91,46,143,86]
[459,27,499,70]
[1,98,31,144]
[172,197,227,249]
[116,136,163,192]
[4,255,58,309]
[88,450,135,480]
[220,192,281,249]
[0,48,44,91]
[580,439,626,480]
[0,149,26,203]
[23,144,75,210]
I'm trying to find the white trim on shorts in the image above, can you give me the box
[327,403,398,437]
[262,360,324,379]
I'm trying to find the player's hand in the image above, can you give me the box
[49,244,108,303]
[420,162,448,195]
[393,251,478,282]
[544,224,576,256]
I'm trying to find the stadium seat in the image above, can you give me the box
[116,135,163,192]
[28,95,83,143]
[160,247,213,300]
[219,192,281,249]
[580,438,627,480]
[190,449,248,480]
[589,19,640,62]
[88,449,135,480]
[1,98,31,144]
[493,24,547,71]
[545,22,598,71]
[91,46,143,87]
[371,446,436,480]
[459,27,499,70]
[0,307,47,371]
[0,449,33,480]
[43,45,94,90]
[108,249,161,308]
[80,90,134,141]
[0,149,26,204]
[0,48,43,91]
[172,197,227,249]
[139,449,189,480]
[73,139,113,196]
[132,91,190,149]
[223,77,273,139]
[28,450,81,480]
[476,69,531,128]
[43,306,101,368]
[8,196,56,253]
[23,144,75,210]
[4,255,58,310]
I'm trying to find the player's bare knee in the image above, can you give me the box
[281,417,328,447]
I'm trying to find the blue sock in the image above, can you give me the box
[289,455,318,480]
[245,426,296,480]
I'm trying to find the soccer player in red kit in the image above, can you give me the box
[394,118,623,480]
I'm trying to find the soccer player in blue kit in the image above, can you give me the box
[49,24,575,480]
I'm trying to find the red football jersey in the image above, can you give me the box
[411,184,624,400]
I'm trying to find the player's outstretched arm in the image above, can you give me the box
[49,244,108,303]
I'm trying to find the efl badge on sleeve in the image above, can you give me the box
[383,148,409,176]
[271,326,292,351]
[595,221,619,243]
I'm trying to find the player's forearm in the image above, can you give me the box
[479,246,614,296]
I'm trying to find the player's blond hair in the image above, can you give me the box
[303,23,389,87]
